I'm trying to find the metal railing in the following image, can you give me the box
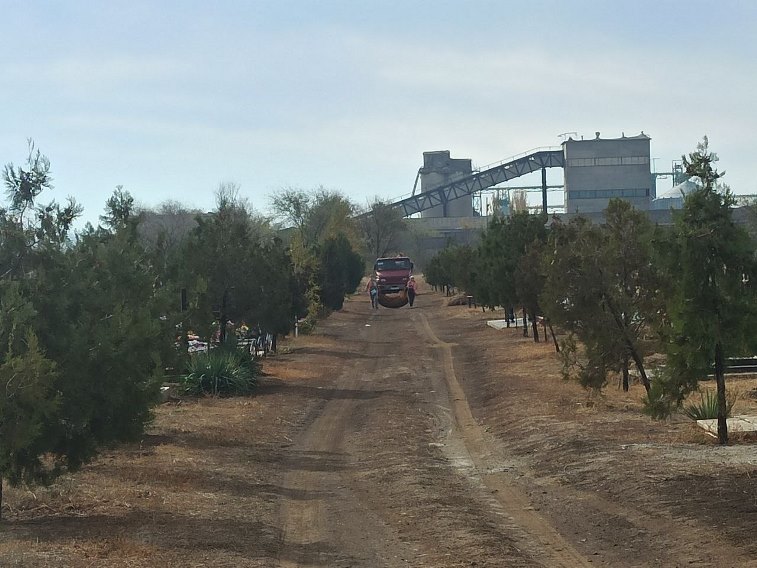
[472,146,563,173]
[390,147,564,206]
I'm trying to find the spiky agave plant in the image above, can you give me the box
[181,349,258,396]
[683,389,736,421]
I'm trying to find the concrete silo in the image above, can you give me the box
[419,151,474,218]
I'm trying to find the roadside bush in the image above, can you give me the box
[683,389,736,421]
[296,284,326,334]
[181,348,259,396]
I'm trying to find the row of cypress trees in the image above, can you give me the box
[426,138,754,444]
[0,143,364,516]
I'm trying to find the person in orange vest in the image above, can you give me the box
[406,276,417,307]
[366,279,379,309]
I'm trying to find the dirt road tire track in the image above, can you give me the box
[276,314,417,567]
[275,294,594,567]
[424,296,757,568]
[415,310,592,568]
[272,290,755,567]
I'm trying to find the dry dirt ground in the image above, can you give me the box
[1,288,756,567]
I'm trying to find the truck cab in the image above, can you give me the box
[373,256,413,295]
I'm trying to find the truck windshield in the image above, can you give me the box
[376,258,411,271]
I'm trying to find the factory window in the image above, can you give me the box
[567,156,649,167]
[567,158,595,167]
[621,156,649,165]
[595,157,622,166]
[569,188,650,199]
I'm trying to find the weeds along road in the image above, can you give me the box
[274,292,590,568]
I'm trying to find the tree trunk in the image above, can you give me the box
[1,478,3,521]
[530,310,540,342]
[627,343,650,393]
[714,341,729,445]
[601,294,651,393]
[548,322,560,353]
[522,309,528,337]
[218,288,229,344]
[622,358,630,392]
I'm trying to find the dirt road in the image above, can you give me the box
[272,291,756,567]
[1,289,755,566]
[273,291,756,567]
[275,298,590,567]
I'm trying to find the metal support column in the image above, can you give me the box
[541,167,548,216]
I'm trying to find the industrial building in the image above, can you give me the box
[563,133,652,214]
[393,131,751,262]
[418,151,474,218]
[408,132,656,219]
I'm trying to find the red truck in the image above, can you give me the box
[373,256,413,308]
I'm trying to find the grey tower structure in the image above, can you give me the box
[419,151,474,218]
[563,133,652,214]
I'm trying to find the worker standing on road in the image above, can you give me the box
[406,276,417,308]
[366,279,379,309]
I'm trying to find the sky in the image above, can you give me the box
[2,0,756,226]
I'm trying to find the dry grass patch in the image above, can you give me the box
[0,386,304,566]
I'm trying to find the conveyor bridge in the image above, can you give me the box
[393,148,564,217]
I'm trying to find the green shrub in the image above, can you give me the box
[642,379,676,420]
[683,389,735,421]
[181,348,259,396]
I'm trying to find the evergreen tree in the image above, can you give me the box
[603,200,662,390]
[1,146,163,516]
[189,192,267,342]
[318,233,363,311]
[541,201,658,392]
[472,212,547,324]
[29,188,167,469]
[185,187,301,343]
[0,284,59,516]
[0,142,80,516]
[647,138,756,444]
[424,249,451,291]
[474,216,517,312]
[253,237,303,336]
[515,241,546,342]
[542,216,619,389]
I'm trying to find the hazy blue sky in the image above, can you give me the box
[2,0,756,225]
